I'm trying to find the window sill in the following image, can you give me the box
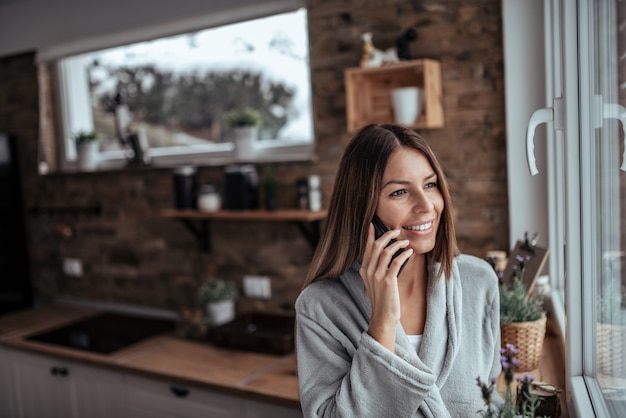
[48,143,317,175]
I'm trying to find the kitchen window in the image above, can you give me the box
[39,2,314,173]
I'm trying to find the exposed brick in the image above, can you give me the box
[0,0,509,314]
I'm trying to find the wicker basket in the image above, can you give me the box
[597,323,626,377]
[501,315,547,372]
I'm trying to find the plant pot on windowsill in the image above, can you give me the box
[226,108,263,160]
[73,130,100,171]
[501,315,547,372]
[500,278,547,372]
[198,279,239,327]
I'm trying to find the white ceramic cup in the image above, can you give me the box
[390,87,424,125]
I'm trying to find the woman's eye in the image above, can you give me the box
[390,189,407,197]
[425,182,438,189]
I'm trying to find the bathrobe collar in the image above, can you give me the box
[340,259,463,416]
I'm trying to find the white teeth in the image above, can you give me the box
[404,222,432,231]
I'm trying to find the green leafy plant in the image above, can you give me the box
[72,130,99,145]
[500,278,544,323]
[499,255,544,324]
[197,279,238,304]
[226,108,263,128]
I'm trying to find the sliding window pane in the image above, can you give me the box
[593,0,626,414]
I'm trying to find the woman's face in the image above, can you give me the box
[376,146,444,255]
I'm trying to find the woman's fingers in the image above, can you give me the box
[375,237,409,272]
[361,226,410,284]
[389,246,413,278]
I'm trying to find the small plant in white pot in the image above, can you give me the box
[198,278,238,326]
[73,130,100,171]
[226,108,262,160]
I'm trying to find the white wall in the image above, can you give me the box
[502,0,549,252]
[0,0,298,58]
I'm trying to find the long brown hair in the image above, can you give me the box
[302,124,458,288]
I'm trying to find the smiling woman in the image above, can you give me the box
[295,124,502,417]
[37,2,314,173]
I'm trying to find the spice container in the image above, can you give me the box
[197,184,222,212]
[296,178,309,210]
[308,175,321,212]
[173,165,197,209]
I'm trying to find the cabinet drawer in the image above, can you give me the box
[126,374,243,418]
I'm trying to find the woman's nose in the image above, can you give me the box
[412,191,434,213]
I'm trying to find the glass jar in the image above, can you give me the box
[197,184,221,212]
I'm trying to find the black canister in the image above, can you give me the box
[173,165,198,209]
[224,164,259,210]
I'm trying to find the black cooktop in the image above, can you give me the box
[25,312,175,354]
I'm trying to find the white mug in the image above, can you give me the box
[390,87,424,125]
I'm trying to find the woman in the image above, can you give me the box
[295,124,502,417]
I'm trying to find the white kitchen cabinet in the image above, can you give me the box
[0,347,18,418]
[245,399,303,418]
[126,373,244,418]
[8,348,127,418]
[2,346,301,418]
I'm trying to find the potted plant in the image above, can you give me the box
[476,344,561,418]
[596,252,625,377]
[73,130,100,171]
[198,278,238,326]
[499,255,547,372]
[226,108,263,160]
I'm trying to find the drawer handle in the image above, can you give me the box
[169,385,190,398]
[50,367,69,377]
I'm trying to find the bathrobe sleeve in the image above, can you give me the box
[295,281,438,418]
[487,282,503,382]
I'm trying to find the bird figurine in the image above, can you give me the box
[359,32,399,68]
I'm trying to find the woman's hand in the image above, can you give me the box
[360,223,413,351]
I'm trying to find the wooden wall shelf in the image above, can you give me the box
[344,59,444,132]
[160,209,327,252]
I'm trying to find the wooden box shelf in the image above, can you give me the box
[344,59,444,132]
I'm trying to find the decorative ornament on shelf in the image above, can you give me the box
[395,28,418,61]
[359,32,399,68]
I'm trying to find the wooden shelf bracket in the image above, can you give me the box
[178,219,211,252]
[161,209,327,254]
[294,219,322,250]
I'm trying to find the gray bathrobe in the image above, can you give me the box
[295,254,502,417]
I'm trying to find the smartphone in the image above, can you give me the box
[372,215,409,276]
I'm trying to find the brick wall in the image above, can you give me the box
[0,0,508,314]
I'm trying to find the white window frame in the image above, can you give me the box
[562,0,623,416]
[39,0,315,173]
[508,0,624,415]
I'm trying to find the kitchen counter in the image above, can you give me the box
[0,304,300,409]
